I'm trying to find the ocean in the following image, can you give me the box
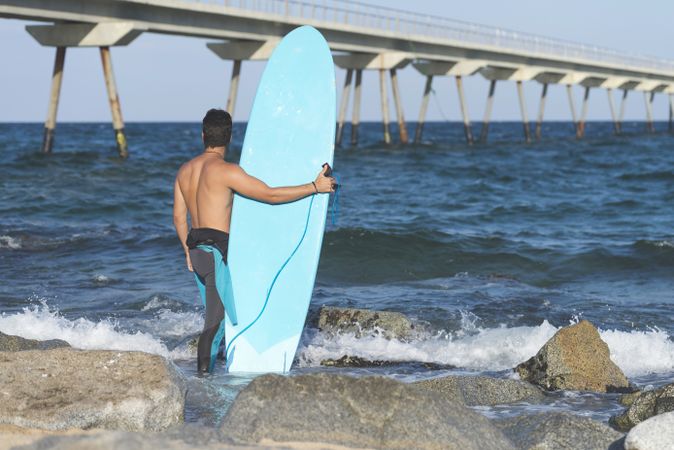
[0,121,672,426]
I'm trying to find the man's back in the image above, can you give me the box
[176,153,233,233]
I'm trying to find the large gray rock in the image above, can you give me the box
[0,331,69,352]
[495,412,625,450]
[317,306,414,340]
[515,320,630,393]
[610,383,674,431]
[0,348,186,432]
[11,430,250,450]
[624,411,674,450]
[221,373,516,450]
[414,375,546,406]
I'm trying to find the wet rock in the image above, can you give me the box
[495,412,625,450]
[317,306,414,340]
[320,355,399,367]
[624,410,674,450]
[515,320,630,393]
[11,430,248,450]
[0,348,186,432]
[414,375,546,406]
[320,355,454,370]
[610,383,674,431]
[221,373,516,450]
[619,391,642,407]
[0,331,69,352]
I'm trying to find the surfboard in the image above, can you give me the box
[223,26,336,373]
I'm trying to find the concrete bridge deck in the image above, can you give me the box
[1,0,672,155]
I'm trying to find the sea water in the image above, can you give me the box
[0,121,672,425]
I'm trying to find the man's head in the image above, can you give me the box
[202,109,232,149]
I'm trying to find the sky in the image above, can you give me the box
[1,0,673,123]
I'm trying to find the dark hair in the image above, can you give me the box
[202,109,232,148]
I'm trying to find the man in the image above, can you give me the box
[173,109,335,374]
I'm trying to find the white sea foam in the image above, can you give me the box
[0,304,198,360]
[600,327,674,377]
[141,295,174,311]
[298,320,674,377]
[0,235,21,249]
[2,304,672,377]
[142,308,203,338]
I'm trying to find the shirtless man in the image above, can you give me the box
[173,109,334,374]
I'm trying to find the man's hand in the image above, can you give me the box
[314,165,336,193]
[185,252,193,272]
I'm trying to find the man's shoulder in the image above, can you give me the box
[211,160,240,176]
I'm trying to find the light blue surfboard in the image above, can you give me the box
[224,26,336,373]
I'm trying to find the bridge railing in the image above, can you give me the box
[188,0,674,72]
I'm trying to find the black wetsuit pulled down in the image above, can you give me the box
[186,228,229,374]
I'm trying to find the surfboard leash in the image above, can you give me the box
[330,173,341,226]
[224,194,316,363]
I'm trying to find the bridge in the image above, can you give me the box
[2,0,673,157]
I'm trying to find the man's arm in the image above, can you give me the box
[225,164,334,204]
[172,176,193,271]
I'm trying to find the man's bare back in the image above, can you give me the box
[175,153,236,233]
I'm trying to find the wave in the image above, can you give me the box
[1,303,672,378]
[618,170,674,181]
[297,320,674,378]
[320,228,674,284]
[0,235,21,249]
[0,303,199,360]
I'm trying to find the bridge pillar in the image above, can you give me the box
[619,89,629,133]
[644,91,655,133]
[333,52,411,145]
[413,60,485,144]
[607,89,620,135]
[351,69,363,146]
[415,75,433,143]
[390,69,409,144]
[336,69,354,146]
[516,81,531,143]
[42,47,66,154]
[479,80,497,143]
[577,87,591,139]
[379,69,392,144]
[535,83,548,140]
[480,65,542,143]
[667,94,674,133]
[455,76,473,145]
[226,60,242,120]
[208,39,278,122]
[28,22,141,157]
[100,47,128,158]
[566,85,579,137]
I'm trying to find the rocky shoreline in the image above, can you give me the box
[1,308,672,449]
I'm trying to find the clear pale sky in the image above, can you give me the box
[1,0,673,123]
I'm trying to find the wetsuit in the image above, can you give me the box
[186,228,230,374]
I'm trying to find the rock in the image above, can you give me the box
[0,348,186,432]
[0,331,69,351]
[610,383,674,431]
[221,373,516,450]
[320,355,400,367]
[495,412,625,450]
[317,306,414,340]
[414,375,546,406]
[619,391,643,407]
[10,430,246,450]
[515,320,630,393]
[320,355,454,370]
[624,411,674,450]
